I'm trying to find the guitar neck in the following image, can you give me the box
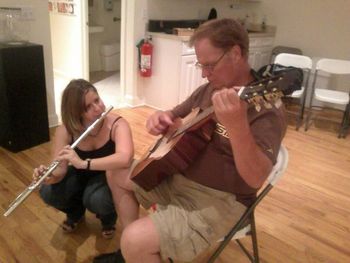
[170,69,300,140]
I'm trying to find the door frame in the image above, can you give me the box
[120,0,137,106]
[82,0,89,79]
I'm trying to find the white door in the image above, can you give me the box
[50,0,89,117]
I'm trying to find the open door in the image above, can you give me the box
[49,0,89,117]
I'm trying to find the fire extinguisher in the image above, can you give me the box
[140,37,153,77]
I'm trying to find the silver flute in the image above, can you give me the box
[3,106,114,217]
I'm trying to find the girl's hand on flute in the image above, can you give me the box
[33,165,60,185]
[57,145,85,169]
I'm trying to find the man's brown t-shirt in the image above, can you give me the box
[171,83,287,206]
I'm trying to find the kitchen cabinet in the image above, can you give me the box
[178,51,206,103]
[248,36,275,71]
[143,33,206,110]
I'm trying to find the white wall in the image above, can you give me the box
[0,0,57,126]
[248,0,350,59]
[147,0,239,20]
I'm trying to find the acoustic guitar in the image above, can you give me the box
[131,68,302,191]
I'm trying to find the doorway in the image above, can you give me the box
[50,0,137,120]
[88,0,122,108]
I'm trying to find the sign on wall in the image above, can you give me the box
[48,0,76,16]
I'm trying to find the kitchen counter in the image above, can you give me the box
[247,24,277,37]
[148,32,192,42]
[148,25,276,42]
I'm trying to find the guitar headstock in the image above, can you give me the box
[239,68,303,111]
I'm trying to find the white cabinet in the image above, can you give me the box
[179,54,206,103]
[248,36,274,71]
[143,34,206,110]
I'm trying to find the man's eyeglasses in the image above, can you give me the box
[195,51,227,72]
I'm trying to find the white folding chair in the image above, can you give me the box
[304,58,350,138]
[207,145,289,263]
[270,46,303,64]
[274,53,313,130]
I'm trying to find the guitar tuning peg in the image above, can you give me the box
[268,90,283,102]
[271,93,279,101]
[274,98,282,109]
[271,91,283,101]
[251,96,263,112]
[254,102,262,112]
[254,95,264,103]
[263,100,272,109]
[248,98,261,112]
[264,93,273,102]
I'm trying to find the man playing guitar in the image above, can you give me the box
[94,18,287,263]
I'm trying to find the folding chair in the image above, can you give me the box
[270,46,302,64]
[304,58,350,138]
[207,145,289,263]
[274,53,313,130]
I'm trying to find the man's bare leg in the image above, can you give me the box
[121,216,162,263]
[106,168,139,228]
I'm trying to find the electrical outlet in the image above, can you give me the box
[230,4,241,10]
[21,7,34,20]
[230,0,242,9]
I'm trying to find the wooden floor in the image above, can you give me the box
[0,106,349,263]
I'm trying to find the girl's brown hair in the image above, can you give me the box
[61,79,98,135]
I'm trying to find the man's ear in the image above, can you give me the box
[231,45,242,62]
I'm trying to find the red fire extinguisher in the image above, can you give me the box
[140,38,153,77]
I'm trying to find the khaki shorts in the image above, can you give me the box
[134,174,246,262]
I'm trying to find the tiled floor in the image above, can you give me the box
[90,70,118,84]
[92,71,122,109]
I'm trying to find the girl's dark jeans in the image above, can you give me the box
[39,166,117,228]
